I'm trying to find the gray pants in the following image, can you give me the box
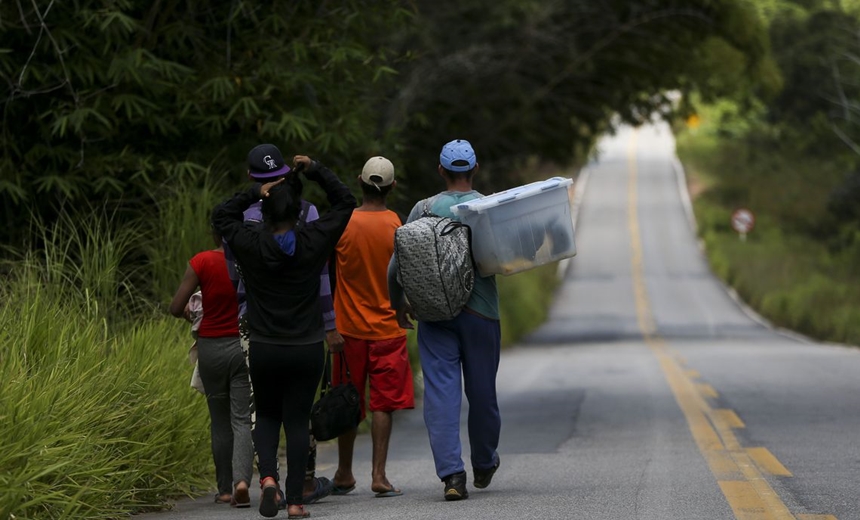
[197,336,254,495]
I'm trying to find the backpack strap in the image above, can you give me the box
[422,196,443,218]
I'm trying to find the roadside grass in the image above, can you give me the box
[676,111,860,346]
[0,219,211,519]
[145,164,233,301]
[498,262,561,345]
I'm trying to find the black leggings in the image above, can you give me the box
[248,340,324,506]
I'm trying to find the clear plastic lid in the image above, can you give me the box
[451,177,573,215]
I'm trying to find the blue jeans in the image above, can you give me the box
[418,311,501,479]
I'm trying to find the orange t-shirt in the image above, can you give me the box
[333,209,405,339]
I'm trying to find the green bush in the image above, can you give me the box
[677,114,860,347]
[0,259,211,519]
[498,263,561,345]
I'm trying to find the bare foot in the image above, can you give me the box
[332,469,356,490]
[371,476,401,496]
[232,481,250,508]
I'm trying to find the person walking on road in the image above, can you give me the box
[169,230,254,509]
[223,144,338,507]
[212,154,355,519]
[330,156,415,498]
[388,139,502,501]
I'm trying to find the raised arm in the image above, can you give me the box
[292,157,356,266]
[212,179,283,254]
[211,186,262,251]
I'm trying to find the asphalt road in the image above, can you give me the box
[144,123,860,520]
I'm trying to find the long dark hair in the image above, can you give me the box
[261,183,301,226]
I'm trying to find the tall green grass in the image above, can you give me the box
[676,105,860,346]
[145,163,234,301]
[0,213,211,519]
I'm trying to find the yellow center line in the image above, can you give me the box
[625,129,813,520]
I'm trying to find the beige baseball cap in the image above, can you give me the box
[360,156,395,189]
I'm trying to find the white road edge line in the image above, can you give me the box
[670,155,815,345]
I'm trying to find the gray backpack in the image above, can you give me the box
[394,200,474,322]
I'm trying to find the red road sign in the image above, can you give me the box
[731,208,755,234]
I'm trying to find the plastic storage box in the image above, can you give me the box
[451,177,577,276]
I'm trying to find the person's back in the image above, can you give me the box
[331,156,414,497]
[388,139,502,502]
[190,249,240,338]
[334,209,402,337]
[212,154,355,519]
[222,144,338,508]
[169,235,253,509]
[406,191,499,319]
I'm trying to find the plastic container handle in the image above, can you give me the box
[541,181,561,191]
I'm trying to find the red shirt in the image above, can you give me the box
[189,249,240,338]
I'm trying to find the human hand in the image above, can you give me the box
[293,155,312,172]
[396,304,415,330]
[259,177,285,198]
[326,329,345,352]
[183,303,194,323]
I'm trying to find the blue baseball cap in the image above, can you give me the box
[439,139,477,172]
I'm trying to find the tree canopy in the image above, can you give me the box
[1,0,776,244]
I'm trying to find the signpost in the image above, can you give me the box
[731,208,755,242]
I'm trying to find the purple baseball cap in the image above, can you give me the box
[247,144,291,179]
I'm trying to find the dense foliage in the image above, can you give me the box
[2,0,776,248]
[385,0,779,195]
[676,0,860,345]
[1,1,408,245]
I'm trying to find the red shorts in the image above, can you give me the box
[332,335,415,420]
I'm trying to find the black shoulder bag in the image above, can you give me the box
[310,351,361,441]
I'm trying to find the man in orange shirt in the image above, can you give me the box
[330,156,415,498]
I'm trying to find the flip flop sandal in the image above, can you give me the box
[302,477,334,504]
[331,484,356,495]
[374,488,403,498]
[259,478,280,518]
[231,486,250,508]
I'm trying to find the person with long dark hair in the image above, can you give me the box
[224,143,338,507]
[212,154,355,519]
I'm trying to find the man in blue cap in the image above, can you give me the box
[387,139,501,501]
